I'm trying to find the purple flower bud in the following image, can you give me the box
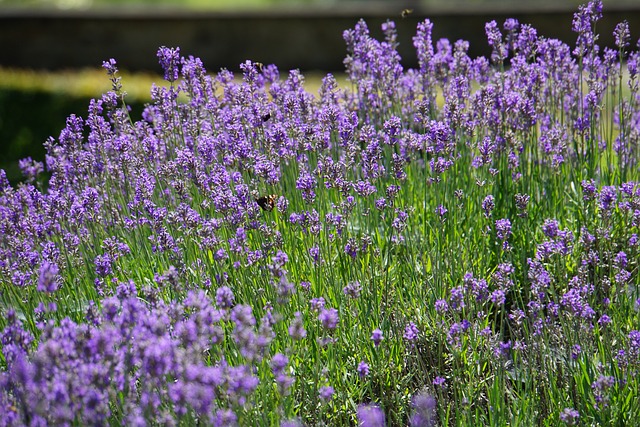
[371,329,383,347]
[318,308,339,330]
[357,361,370,378]
[559,408,580,425]
[288,312,307,340]
[433,376,446,387]
[343,281,362,299]
[157,46,181,82]
[403,322,419,342]
[215,286,235,309]
[37,261,60,293]
[271,353,289,375]
[482,195,495,217]
[319,386,335,401]
[614,21,630,49]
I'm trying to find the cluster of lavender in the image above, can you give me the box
[1,284,267,425]
[1,1,639,425]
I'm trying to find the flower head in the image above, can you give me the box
[288,312,307,340]
[157,46,181,82]
[37,261,60,293]
[357,361,370,378]
[318,308,339,330]
[319,386,335,401]
[410,392,437,427]
[559,408,580,425]
[371,329,383,347]
[357,404,385,427]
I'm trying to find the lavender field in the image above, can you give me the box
[1,1,639,425]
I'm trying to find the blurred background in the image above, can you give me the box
[1,0,639,184]
[1,0,636,10]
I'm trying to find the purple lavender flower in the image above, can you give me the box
[353,180,377,197]
[357,361,370,378]
[403,322,419,343]
[318,308,339,330]
[94,253,113,277]
[485,20,507,63]
[614,21,630,49]
[410,392,437,427]
[559,408,580,425]
[591,375,615,407]
[433,376,446,387]
[375,198,387,210]
[449,286,465,310]
[571,344,582,360]
[271,353,289,375]
[276,275,295,304]
[473,137,496,167]
[434,299,448,313]
[371,329,383,347]
[597,314,611,327]
[598,186,617,211]
[495,340,512,359]
[319,385,335,401]
[213,409,238,427]
[1,310,34,359]
[37,261,60,293]
[614,251,628,268]
[310,297,326,312]
[581,179,597,200]
[309,246,321,265]
[541,219,560,238]
[572,0,602,57]
[231,305,255,328]
[272,250,289,267]
[514,193,530,217]
[357,404,386,427]
[18,157,44,182]
[490,289,506,306]
[495,218,512,249]
[629,330,640,354]
[296,170,317,204]
[271,353,294,396]
[482,195,495,217]
[288,312,307,340]
[102,57,118,76]
[101,58,122,93]
[157,46,181,82]
[345,239,358,258]
[392,209,409,233]
[215,286,235,309]
[343,281,362,299]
